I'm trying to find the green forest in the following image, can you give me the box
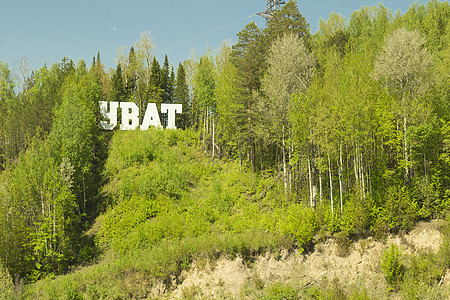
[1,0,450,298]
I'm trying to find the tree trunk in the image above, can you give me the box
[319,169,322,205]
[212,114,215,161]
[328,153,334,218]
[354,149,358,194]
[339,143,344,221]
[282,125,288,198]
[308,157,313,207]
[404,115,409,183]
[310,143,317,207]
[202,111,206,151]
[288,132,293,194]
[359,149,365,199]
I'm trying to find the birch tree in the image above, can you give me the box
[372,27,434,183]
[261,32,315,198]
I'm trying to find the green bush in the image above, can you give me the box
[380,244,405,289]
[0,263,14,300]
[438,211,450,268]
[378,185,418,233]
[341,193,374,236]
[335,231,352,258]
[276,204,317,252]
[262,282,299,300]
[408,252,444,286]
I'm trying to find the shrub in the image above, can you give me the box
[0,263,14,300]
[277,204,317,252]
[408,251,444,286]
[438,211,450,268]
[378,185,418,233]
[341,193,374,236]
[262,282,299,300]
[335,231,352,258]
[380,244,405,289]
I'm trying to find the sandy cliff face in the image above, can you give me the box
[162,220,447,299]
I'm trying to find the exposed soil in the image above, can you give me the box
[154,220,447,299]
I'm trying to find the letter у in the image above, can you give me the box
[99,101,118,130]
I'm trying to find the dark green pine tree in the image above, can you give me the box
[111,64,126,102]
[175,63,189,129]
[167,66,175,104]
[126,46,137,99]
[231,22,265,167]
[160,54,170,104]
[91,56,96,71]
[264,0,311,45]
[96,51,101,69]
[148,56,163,106]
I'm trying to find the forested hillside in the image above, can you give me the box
[1,0,450,298]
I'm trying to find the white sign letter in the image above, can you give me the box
[99,101,118,130]
[120,102,140,130]
[140,103,162,130]
[161,104,182,129]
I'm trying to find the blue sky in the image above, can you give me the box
[1,0,420,73]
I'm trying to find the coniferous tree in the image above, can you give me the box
[231,22,265,167]
[126,46,137,99]
[160,54,171,104]
[264,0,311,45]
[175,63,190,129]
[168,66,175,104]
[148,56,163,107]
[111,64,126,102]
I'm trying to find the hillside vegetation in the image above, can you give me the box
[2,0,450,299]
[1,129,448,299]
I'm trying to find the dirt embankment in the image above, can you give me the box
[150,220,448,299]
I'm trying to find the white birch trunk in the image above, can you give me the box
[339,144,344,221]
[308,158,313,207]
[212,114,215,160]
[319,169,322,205]
[328,153,334,218]
[282,125,287,198]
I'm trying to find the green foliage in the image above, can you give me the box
[334,231,352,257]
[264,0,311,43]
[438,212,450,268]
[380,244,405,289]
[341,193,374,236]
[262,282,299,300]
[408,251,444,286]
[175,63,190,129]
[0,263,14,300]
[276,204,317,252]
[378,185,418,233]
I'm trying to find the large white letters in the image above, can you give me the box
[99,101,118,130]
[161,103,182,129]
[99,102,182,130]
[140,103,162,130]
[120,102,140,130]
